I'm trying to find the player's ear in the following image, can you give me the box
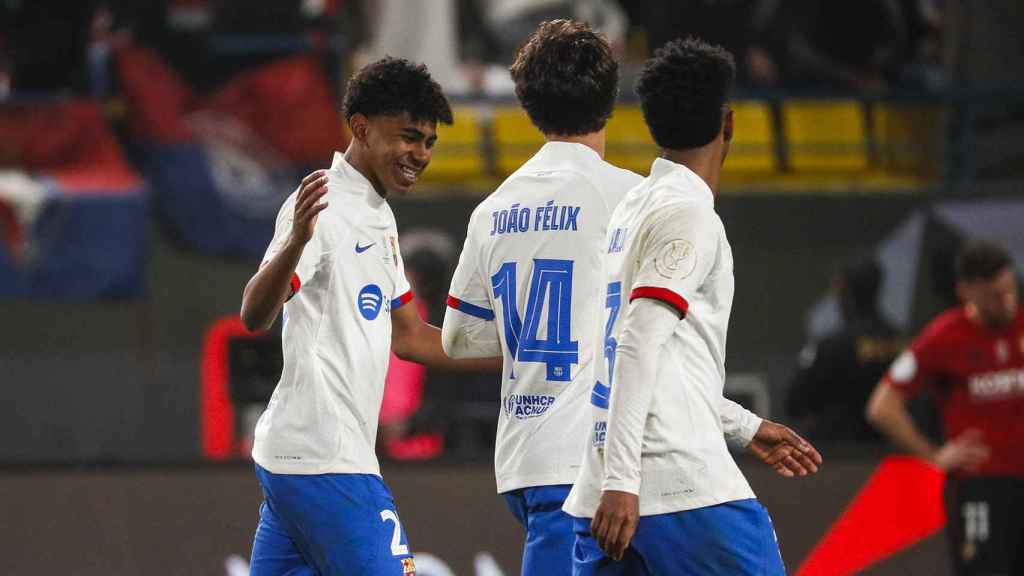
[722,107,734,144]
[955,280,970,304]
[349,113,370,143]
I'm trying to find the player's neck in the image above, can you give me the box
[544,129,606,158]
[661,146,721,196]
[343,146,388,200]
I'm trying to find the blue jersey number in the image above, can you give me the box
[590,281,621,409]
[491,259,579,381]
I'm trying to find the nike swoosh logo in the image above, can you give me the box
[355,242,375,254]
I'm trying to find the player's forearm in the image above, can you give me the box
[240,238,304,331]
[395,321,501,372]
[719,397,763,448]
[866,381,938,461]
[603,299,677,494]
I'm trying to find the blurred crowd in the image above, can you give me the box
[0,0,985,463]
[0,0,949,101]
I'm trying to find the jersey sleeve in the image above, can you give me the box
[719,397,763,448]
[262,192,324,297]
[390,236,414,310]
[442,215,501,359]
[886,326,943,397]
[628,203,718,318]
[445,217,495,321]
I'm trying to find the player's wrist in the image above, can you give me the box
[286,232,310,250]
[601,478,641,495]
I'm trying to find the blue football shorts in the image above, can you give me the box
[572,498,786,576]
[503,484,575,576]
[250,464,416,576]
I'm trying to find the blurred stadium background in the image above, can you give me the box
[1,1,1022,574]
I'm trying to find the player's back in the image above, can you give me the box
[566,157,754,518]
[452,141,641,492]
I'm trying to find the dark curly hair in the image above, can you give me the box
[635,37,735,150]
[341,57,453,125]
[510,19,618,136]
[957,240,1013,282]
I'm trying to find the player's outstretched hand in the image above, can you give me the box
[748,420,822,477]
[933,428,990,472]
[290,170,329,246]
[592,490,639,561]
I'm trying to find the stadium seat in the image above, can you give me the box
[604,105,657,174]
[727,100,778,173]
[421,105,485,182]
[783,100,868,171]
[493,106,545,176]
[872,103,942,176]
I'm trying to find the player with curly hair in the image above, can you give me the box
[562,38,821,574]
[240,57,494,576]
[443,23,819,575]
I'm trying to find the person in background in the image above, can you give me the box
[787,258,903,443]
[867,240,1024,575]
[380,232,459,461]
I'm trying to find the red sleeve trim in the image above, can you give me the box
[289,273,301,298]
[446,294,495,321]
[629,286,689,318]
[391,290,414,310]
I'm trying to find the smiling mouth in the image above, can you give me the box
[398,164,420,184]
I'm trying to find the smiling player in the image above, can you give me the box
[240,57,495,576]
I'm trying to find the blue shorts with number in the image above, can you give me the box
[250,464,415,576]
[572,498,786,576]
[503,484,574,576]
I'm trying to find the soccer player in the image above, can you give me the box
[442,23,820,575]
[240,57,495,576]
[562,38,822,574]
[867,240,1024,575]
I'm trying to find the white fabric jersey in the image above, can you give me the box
[252,152,413,476]
[564,157,756,518]
[443,142,642,493]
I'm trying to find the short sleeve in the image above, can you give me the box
[446,217,495,321]
[391,236,414,310]
[629,203,718,317]
[262,191,323,296]
[886,329,942,397]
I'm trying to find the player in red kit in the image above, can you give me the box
[867,240,1023,575]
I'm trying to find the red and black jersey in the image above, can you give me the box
[887,308,1024,478]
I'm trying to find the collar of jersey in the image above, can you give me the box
[534,140,603,166]
[649,157,714,204]
[330,151,386,210]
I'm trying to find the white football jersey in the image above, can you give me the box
[563,157,756,518]
[444,142,642,493]
[252,152,412,476]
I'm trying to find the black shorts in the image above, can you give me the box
[946,476,1024,575]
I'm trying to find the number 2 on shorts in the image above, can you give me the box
[379,509,410,556]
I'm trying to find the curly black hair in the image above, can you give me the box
[957,240,1013,282]
[635,37,735,150]
[510,19,618,136]
[341,57,453,125]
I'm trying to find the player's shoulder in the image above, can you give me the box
[917,307,971,345]
[596,161,644,191]
[644,186,716,228]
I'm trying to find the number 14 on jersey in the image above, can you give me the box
[491,259,579,381]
